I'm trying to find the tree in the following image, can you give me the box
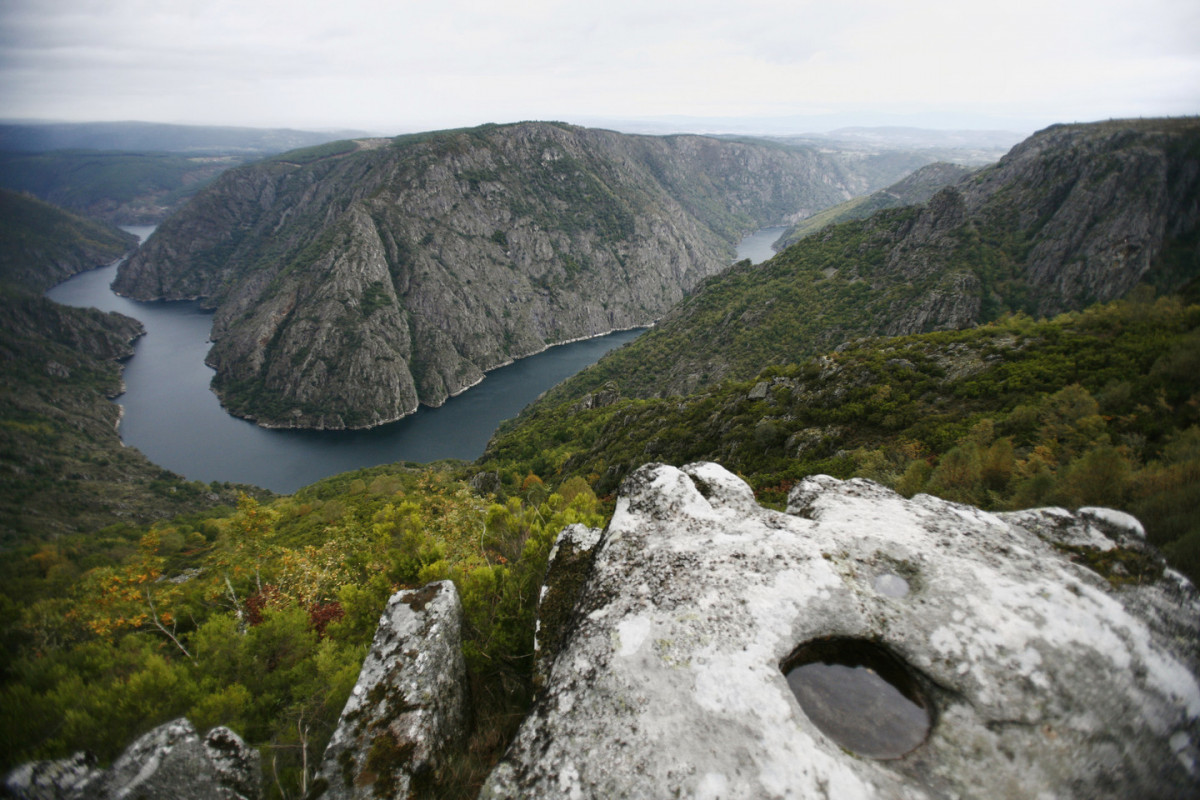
[77,530,192,659]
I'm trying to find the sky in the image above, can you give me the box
[1,0,1198,137]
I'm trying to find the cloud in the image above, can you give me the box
[1,0,1197,132]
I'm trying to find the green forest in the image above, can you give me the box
[483,293,1200,579]
[0,465,605,797]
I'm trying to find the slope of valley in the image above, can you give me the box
[0,189,138,290]
[114,122,913,429]
[531,117,1200,402]
[0,192,257,547]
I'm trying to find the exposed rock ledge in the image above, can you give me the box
[482,462,1200,799]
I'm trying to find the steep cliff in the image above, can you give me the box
[532,117,1200,400]
[114,122,878,429]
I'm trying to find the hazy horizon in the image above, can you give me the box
[0,112,1043,139]
[2,1,1197,137]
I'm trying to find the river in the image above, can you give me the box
[47,227,776,493]
[733,226,787,265]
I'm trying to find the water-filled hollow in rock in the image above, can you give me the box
[873,572,910,597]
[783,637,932,759]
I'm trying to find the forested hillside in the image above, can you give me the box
[0,464,602,798]
[0,194,257,582]
[481,294,1200,579]
[0,189,137,290]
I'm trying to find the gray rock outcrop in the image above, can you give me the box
[532,523,603,694]
[571,381,621,413]
[482,462,1200,799]
[5,718,260,800]
[311,580,468,799]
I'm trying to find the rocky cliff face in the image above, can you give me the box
[482,462,1200,799]
[834,117,1200,333]
[956,118,1200,314]
[538,117,1200,400]
[114,122,875,429]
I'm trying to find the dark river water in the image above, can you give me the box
[734,226,787,265]
[47,227,773,493]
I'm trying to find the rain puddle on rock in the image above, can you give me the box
[873,573,910,598]
[784,638,931,759]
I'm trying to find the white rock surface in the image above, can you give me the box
[3,753,100,800]
[481,462,1200,799]
[312,580,467,799]
[534,523,604,693]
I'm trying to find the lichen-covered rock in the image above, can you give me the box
[468,470,502,496]
[481,462,1200,799]
[5,719,261,800]
[3,753,101,800]
[533,523,603,694]
[311,581,467,799]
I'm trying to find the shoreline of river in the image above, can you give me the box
[38,227,771,492]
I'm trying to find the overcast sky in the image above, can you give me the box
[1,0,1198,136]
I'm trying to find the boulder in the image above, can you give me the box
[468,471,502,496]
[481,462,1200,799]
[310,580,468,799]
[572,381,622,413]
[3,753,100,800]
[5,718,260,800]
[747,380,770,400]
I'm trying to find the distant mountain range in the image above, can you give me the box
[0,121,371,225]
[0,120,370,154]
